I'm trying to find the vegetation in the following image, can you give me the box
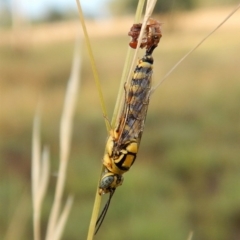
[109,0,240,14]
[109,0,196,14]
[1,6,240,240]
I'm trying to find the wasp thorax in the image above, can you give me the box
[142,54,154,64]
[99,172,124,195]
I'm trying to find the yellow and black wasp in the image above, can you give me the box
[95,19,162,234]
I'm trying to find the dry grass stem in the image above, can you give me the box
[32,113,41,204]
[86,1,158,239]
[150,3,240,94]
[87,186,102,240]
[35,146,50,239]
[32,112,50,240]
[75,0,110,131]
[38,146,50,206]
[51,196,74,240]
[124,0,157,100]
[187,231,194,240]
[46,39,81,240]
[111,0,146,126]
[113,0,157,126]
[74,2,112,236]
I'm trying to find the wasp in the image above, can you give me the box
[95,19,162,234]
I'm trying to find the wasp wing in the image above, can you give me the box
[116,60,153,148]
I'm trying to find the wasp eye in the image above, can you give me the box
[99,175,114,189]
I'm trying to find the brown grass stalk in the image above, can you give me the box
[46,39,81,240]
[32,112,50,240]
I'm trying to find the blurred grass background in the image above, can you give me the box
[0,3,240,240]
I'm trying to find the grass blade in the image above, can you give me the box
[46,39,81,240]
[38,146,50,208]
[113,0,158,126]
[86,1,159,239]
[111,0,146,127]
[52,196,74,240]
[187,231,194,240]
[150,3,240,94]
[32,111,41,240]
[75,0,110,131]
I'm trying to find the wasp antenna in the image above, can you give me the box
[95,189,115,235]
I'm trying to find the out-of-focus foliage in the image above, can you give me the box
[43,8,78,23]
[109,0,240,14]
[0,3,11,27]
[109,0,196,14]
[202,0,240,6]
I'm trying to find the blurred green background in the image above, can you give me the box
[0,1,240,239]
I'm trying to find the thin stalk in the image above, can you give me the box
[86,1,157,239]
[46,39,80,240]
[75,0,110,132]
[51,196,74,240]
[32,108,50,240]
[32,112,41,240]
[111,0,146,127]
[86,185,102,240]
[38,146,50,211]
[150,3,240,94]
[187,231,194,240]
[112,0,157,125]
[125,0,157,89]
[75,0,116,238]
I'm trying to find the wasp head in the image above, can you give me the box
[99,171,124,195]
